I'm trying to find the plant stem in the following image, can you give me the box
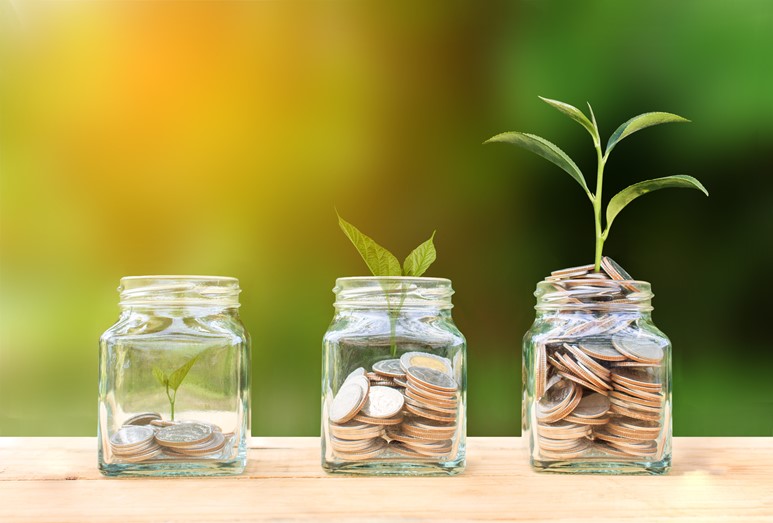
[593,145,607,272]
[389,311,397,357]
[166,383,176,421]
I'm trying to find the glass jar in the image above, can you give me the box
[523,273,671,474]
[98,276,251,477]
[321,277,467,475]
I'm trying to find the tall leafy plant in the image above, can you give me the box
[485,97,708,271]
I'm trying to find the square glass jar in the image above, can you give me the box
[98,276,250,477]
[321,277,467,475]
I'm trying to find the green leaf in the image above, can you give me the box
[152,367,167,387]
[167,354,200,391]
[539,96,599,146]
[606,112,690,155]
[606,175,709,229]
[403,231,437,277]
[587,103,599,140]
[337,212,402,276]
[484,132,590,196]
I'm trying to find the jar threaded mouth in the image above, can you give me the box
[118,275,241,307]
[333,277,454,310]
[534,279,653,312]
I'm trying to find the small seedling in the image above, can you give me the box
[153,353,201,421]
[485,97,708,271]
[337,211,437,355]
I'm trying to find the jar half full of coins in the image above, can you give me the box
[98,276,251,477]
[322,277,467,475]
[523,258,672,474]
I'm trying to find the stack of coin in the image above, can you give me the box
[110,425,163,462]
[155,422,227,458]
[110,414,227,462]
[542,256,644,308]
[532,258,666,461]
[124,412,162,426]
[327,351,460,461]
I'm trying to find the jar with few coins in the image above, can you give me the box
[98,276,251,477]
[523,259,672,474]
[321,277,467,475]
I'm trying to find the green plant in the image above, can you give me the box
[153,353,201,421]
[485,97,708,271]
[337,211,437,355]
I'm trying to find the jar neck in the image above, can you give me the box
[333,277,454,312]
[534,279,653,313]
[118,276,241,311]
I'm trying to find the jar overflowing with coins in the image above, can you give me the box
[523,257,671,474]
[322,277,466,475]
[98,276,251,477]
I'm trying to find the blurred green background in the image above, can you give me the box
[1,1,771,437]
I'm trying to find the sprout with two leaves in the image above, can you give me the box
[337,211,437,356]
[485,97,708,272]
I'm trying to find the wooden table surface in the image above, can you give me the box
[1,437,771,522]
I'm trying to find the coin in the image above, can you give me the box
[405,387,458,408]
[612,336,665,364]
[155,422,213,447]
[361,386,404,418]
[562,343,610,379]
[406,367,458,392]
[150,419,178,428]
[610,368,662,391]
[570,392,611,418]
[352,413,403,426]
[535,343,547,400]
[328,376,369,424]
[578,339,626,362]
[551,264,595,277]
[111,425,155,449]
[118,445,164,462]
[537,377,574,413]
[344,367,366,384]
[372,359,405,378]
[123,412,162,426]
[609,403,661,422]
[563,414,610,425]
[400,352,453,376]
[388,441,433,459]
[329,421,385,440]
[333,438,387,460]
[165,431,227,457]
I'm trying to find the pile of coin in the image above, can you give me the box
[533,257,667,461]
[542,256,645,308]
[109,414,229,462]
[327,351,460,461]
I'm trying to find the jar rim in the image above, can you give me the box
[118,275,241,308]
[334,276,454,310]
[534,278,653,312]
[335,276,452,284]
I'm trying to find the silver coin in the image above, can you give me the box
[372,359,405,378]
[360,386,405,418]
[399,352,453,376]
[123,412,162,426]
[612,336,665,363]
[155,422,213,446]
[110,425,155,449]
[343,367,366,384]
[166,431,227,456]
[329,377,368,423]
[571,392,611,418]
[406,366,457,392]
[600,256,634,281]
